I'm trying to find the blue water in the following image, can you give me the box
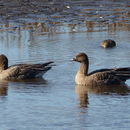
[0,0,130,130]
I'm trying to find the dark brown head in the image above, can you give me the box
[0,54,8,70]
[73,53,89,63]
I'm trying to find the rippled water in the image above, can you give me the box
[0,0,130,130]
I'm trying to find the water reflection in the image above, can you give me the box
[8,78,49,95]
[1,21,130,35]
[75,84,130,108]
[75,85,89,108]
[10,78,48,84]
[0,81,8,96]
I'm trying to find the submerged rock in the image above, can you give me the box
[101,39,116,48]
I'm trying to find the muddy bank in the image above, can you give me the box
[0,0,130,34]
[0,0,80,23]
[0,0,130,24]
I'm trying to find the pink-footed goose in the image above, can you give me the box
[73,52,130,86]
[0,54,53,80]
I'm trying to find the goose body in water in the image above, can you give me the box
[0,54,53,80]
[73,53,130,86]
[101,39,116,48]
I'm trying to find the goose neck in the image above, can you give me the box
[79,61,89,75]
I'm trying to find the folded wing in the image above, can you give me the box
[7,61,54,79]
[88,67,130,85]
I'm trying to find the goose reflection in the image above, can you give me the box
[10,78,48,84]
[75,85,89,108]
[75,84,130,108]
[8,78,49,94]
[0,81,8,96]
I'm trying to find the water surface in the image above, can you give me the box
[0,0,130,130]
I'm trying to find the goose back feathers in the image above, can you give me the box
[0,54,53,80]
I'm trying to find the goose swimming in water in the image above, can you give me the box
[0,54,54,80]
[73,52,130,86]
[101,39,116,48]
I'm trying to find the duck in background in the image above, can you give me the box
[101,39,116,48]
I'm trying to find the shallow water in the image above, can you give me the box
[0,0,130,130]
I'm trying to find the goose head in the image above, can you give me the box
[0,54,8,70]
[73,53,88,63]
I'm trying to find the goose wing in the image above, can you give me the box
[7,62,54,79]
[88,68,112,75]
[88,67,130,84]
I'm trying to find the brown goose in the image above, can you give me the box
[101,39,116,48]
[0,54,54,80]
[73,52,130,86]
